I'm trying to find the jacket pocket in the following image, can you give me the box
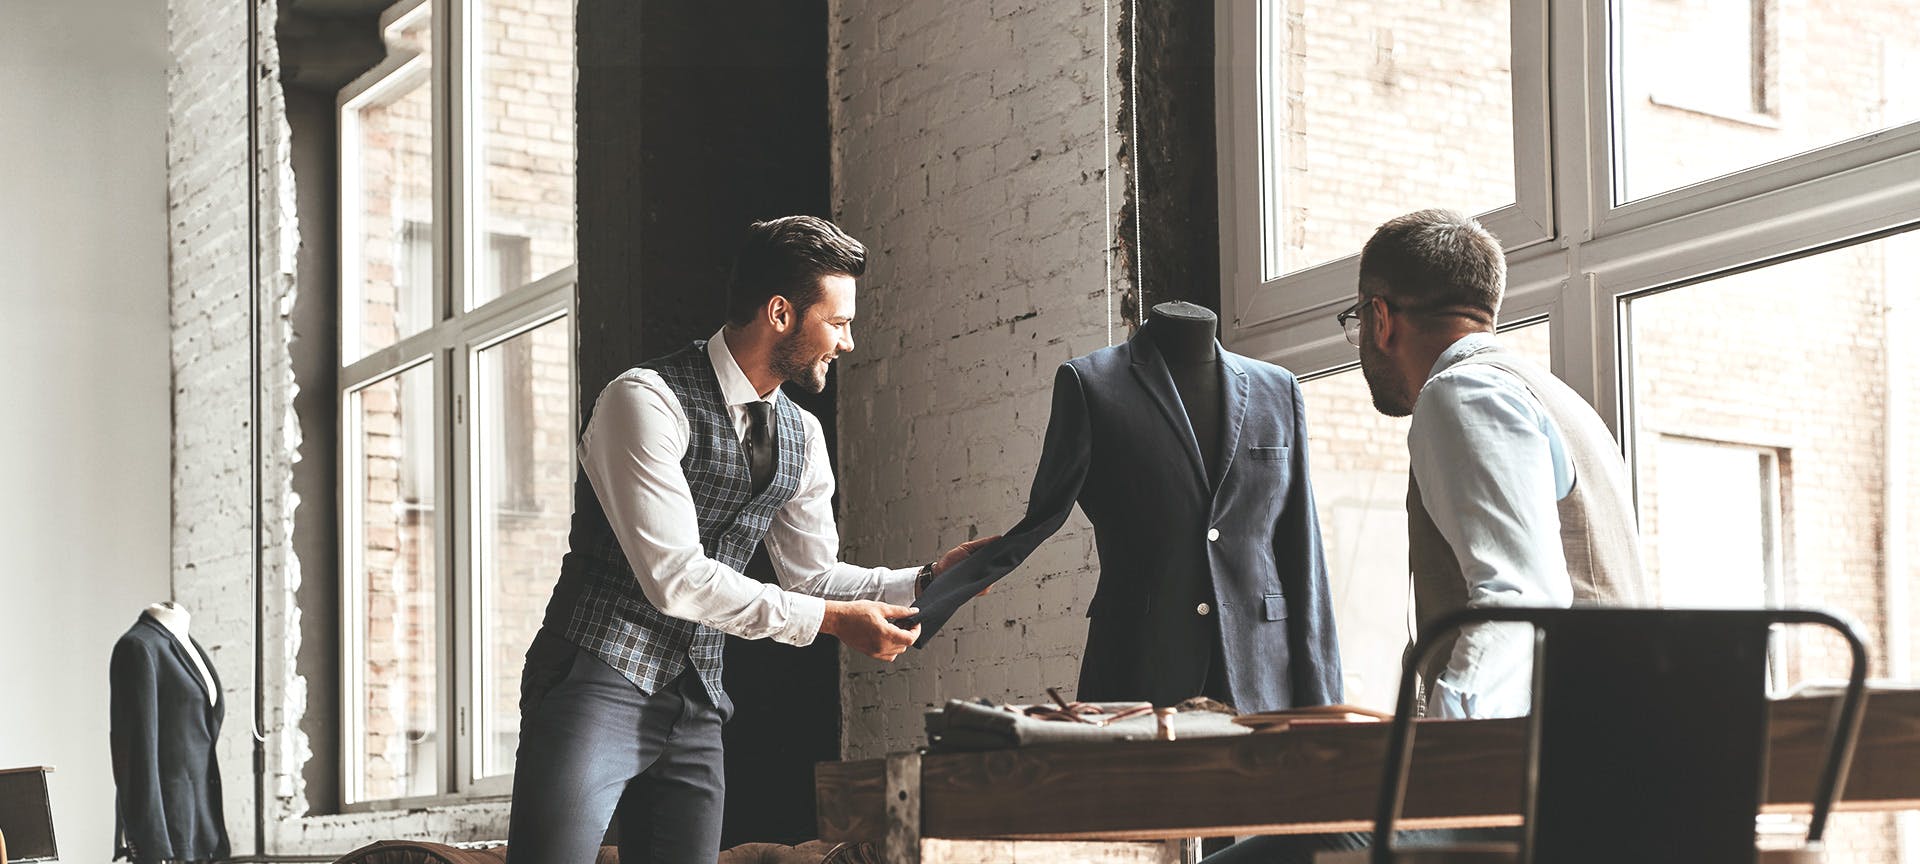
[1263,593,1289,621]
[1249,445,1289,462]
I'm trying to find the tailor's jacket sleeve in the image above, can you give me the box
[110,637,169,861]
[1276,374,1344,705]
[909,363,1092,644]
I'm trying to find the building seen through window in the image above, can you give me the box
[338,0,576,805]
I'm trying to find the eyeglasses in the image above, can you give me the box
[1337,296,1373,347]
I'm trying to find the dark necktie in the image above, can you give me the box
[743,401,775,494]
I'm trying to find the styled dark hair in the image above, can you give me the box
[1358,209,1505,325]
[724,216,867,327]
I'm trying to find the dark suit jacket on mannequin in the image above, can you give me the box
[110,613,229,863]
[911,330,1343,713]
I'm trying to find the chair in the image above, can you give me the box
[1320,607,1869,864]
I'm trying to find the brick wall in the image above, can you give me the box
[829,0,1127,759]
[167,0,304,845]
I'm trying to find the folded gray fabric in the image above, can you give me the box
[925,699,1251,752]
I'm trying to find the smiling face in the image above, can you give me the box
[770,273,856,393]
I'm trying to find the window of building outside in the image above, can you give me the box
[338,0,577,807]
[1220,0,1920,856]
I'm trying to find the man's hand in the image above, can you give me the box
[931,534,1003,597]
[821,600,921,661]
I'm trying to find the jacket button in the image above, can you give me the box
[1206,528,1220,542]
[1197,602,1212,616]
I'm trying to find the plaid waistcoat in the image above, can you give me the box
[545,341,807,704]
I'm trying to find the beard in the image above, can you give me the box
[770,329,829,393]
[1359,335,1414,417]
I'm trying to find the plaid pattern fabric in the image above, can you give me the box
[550,341,806,703]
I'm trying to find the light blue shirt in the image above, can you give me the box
[1408,333,1575,719]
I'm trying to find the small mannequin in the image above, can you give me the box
[1140,301,1223,479]
[146,602,218,707]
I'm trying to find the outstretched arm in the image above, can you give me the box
[908,362,1094,643]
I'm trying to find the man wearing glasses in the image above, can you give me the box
[1206,209,1647,863]
[1342,208,1646,723]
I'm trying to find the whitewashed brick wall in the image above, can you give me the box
[829,0,1130,760]
[167,0,299,850]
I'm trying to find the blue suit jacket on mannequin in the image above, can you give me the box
[910,332,1343,713]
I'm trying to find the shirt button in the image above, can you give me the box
[1207,528,1220,542]
[1197,602,1212,616]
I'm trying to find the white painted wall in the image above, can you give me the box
[0,0,172,860]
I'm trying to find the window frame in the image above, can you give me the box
[1213,0,1920,442]
[1212,0,1556,375]
[337,0,577,811]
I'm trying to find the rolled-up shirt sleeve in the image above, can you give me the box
[581,370,828,645]
[763,410,921,607]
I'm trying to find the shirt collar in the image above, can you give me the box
[707,328,773,406]
[1426,331,1501,381]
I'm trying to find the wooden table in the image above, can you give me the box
[816,692,1920,861]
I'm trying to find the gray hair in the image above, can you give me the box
[1357,209,1505,325]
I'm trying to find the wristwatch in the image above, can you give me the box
[914,562,937,595]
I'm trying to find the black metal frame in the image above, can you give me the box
[1368,607,1870,864]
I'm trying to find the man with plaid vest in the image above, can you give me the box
[507,216,991,864]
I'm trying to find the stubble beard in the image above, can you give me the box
[1359,337,1414,418]
[771,329,829,394]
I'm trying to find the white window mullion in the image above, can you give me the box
[449,336,477,795]
[428,0,462,799]
[338,382,368,807]
[1488,0,1556,248]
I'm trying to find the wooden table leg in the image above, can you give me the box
[884,752,922,864]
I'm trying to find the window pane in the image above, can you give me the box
[1302,322,1548,711]
[471,0,576,309]
[1259,0,1515,279]
[1627,231,1920,673]
[474,316,572,779]
[1613,0,1920,202]
[352,361,441,800]
[346,12,436,362]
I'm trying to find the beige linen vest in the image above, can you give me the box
[1406,346,1650,706]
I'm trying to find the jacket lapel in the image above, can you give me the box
[193,636,224,726]
[144,614,214,709]
[1128,336,1209,487]
[1212,352,1251,490]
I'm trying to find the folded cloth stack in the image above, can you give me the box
[925,698,1251,752]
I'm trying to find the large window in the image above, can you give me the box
[339,0,577,807]
[1219,0,1920,855]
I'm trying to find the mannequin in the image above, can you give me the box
[111,605,229,863]
[909,301,1343,713]
[145,602,217,707]
[1141,302,1223,480]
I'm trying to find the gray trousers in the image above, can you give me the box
[507,629,729,864]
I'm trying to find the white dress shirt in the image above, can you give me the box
[1409,333,1575,719]
[579,330,919,647]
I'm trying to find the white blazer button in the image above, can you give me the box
[1197,602,1212,616]
[1207,528,1220,542]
